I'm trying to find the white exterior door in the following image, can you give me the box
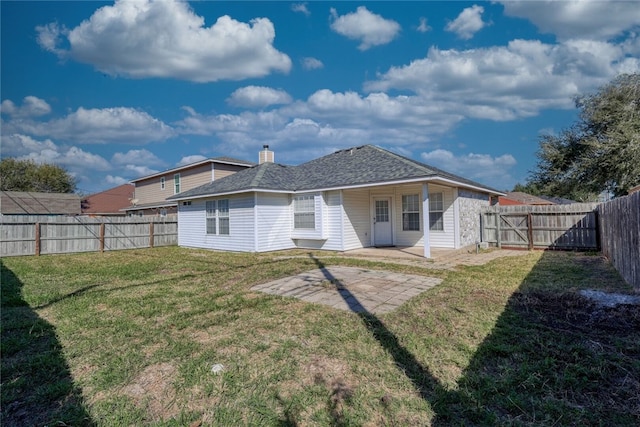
[373,198,393,246]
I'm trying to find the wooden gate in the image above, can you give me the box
[482,204,600,250]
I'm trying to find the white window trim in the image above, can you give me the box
[174,173,181,194]
[160,176,165,190]
[429,192,444,232]
[206,199,230,236]
[402,194,421,231]
[291,193,326,240]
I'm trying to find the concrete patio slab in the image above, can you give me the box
[251,266,442,314]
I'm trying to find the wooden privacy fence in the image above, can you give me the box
[597,191,640,290]
[1,216,177,257]
[482,203,601,250]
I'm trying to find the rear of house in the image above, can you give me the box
[169,145,502,258]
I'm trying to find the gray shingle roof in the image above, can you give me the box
[168,145,502,200]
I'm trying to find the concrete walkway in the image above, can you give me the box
[251,266,442,314]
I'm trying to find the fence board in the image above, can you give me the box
[0,215,177,257]
[482,204,600,250]
[597,192,640,290]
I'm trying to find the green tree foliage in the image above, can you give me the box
[0,158,77,193]
[528,73,640,200]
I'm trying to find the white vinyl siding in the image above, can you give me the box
[342,188,371,250]
[177,194,254,252]
[256,193,296,252]
[427,185,455,248]
[294,191,344,251]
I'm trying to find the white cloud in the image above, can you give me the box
[446,5,487,40]
[291,3,310,16]
[421,149,517,189]
[365,39,639,120]
[417,17,431,33]
[36,0,291,82]
[177,155,207,166]
[227,86,293,108]
[112,149,165,166]
[6,106,174,144]
[301,57,324,70]
[2,134,111,171]
[124,164,158,177]
[0,96,51,118]
[105,175,129,185]
[500,0,640,41]
[330,6,401,50]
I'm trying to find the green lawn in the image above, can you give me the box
[2,247,638,426]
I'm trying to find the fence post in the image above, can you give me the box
[99,223,105,252]
[496,212,502,248]
[35,223,41,256]
[149,222,154,248]
[527,213,534,250]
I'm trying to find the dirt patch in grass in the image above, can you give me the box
[122,362,178,421]
[512,291,640,336]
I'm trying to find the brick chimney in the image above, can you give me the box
[259,144,274,164]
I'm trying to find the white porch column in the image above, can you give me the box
[422,183,431,258]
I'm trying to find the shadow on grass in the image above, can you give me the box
[308,252,640,425]
[1,261,94,426]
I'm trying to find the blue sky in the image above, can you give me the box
[2,1,639,194]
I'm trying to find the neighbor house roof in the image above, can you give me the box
[130,156,256,183]
[1,191,81,215]
[499,192,555,205]
[82,183,134,215]
[168,145,503,201]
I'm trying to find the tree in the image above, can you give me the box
[0,158,77,193]
[527,73,640,200]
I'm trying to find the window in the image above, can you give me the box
[182,201,191,206]
[160,177,165,190]
[160,209,167,218]
[402,194,420,231]
[206,199,230,235]
[294,195,315,229]
[174,173,180,194]
[429,192,444,231]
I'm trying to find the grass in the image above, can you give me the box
[1,247,638,426]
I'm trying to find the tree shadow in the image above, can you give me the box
[308,251,640,425]
[1,261,94,426]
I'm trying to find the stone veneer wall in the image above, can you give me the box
[458,189,490,247]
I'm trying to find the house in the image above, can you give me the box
[499,191,555,206]
[124,156,255,216]
[1,191,81,215]
[82,183,135,216]
[167,145,503,258]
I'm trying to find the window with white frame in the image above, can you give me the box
[174,173,180,194]
[429,192,444,231]
[206,199,230,235]
[160,208,167,217]
[293,195,315,229]
[160,176,165,190]
[402,194,420,231]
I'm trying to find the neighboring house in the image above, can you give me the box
[125,156,255,216]
[499,192,555,206]
[82,183,134,216]
[1,191,81,215]
[167,145,503,258]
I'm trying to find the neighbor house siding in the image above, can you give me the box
[135,163,213,204]
[342,188,371,250]
[213,163,247,181]
[256,192,296,252]
[177,194,255,252]
[458,189,489,247]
